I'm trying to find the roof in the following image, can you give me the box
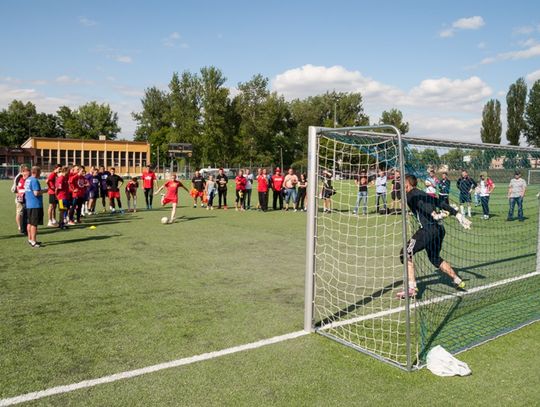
[21,137,149,148]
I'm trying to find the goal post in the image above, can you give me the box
[305,125,540,370]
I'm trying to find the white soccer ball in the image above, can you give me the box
[161,217,169,224]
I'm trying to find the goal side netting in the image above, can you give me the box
[304,126,540,370]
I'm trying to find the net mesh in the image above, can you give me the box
[312,128,540,369]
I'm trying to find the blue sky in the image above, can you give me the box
[1,0,539,143]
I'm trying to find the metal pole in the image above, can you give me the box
[280,147,284,170]
[157,145,160,172]
[304,126,319,332]
[392,124,413,371]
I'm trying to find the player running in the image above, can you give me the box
[154,173,189,223]
[396,174,471,299]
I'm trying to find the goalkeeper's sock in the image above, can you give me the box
[453,277,462,285]
[467,208,472,217]
[409,281,417,290]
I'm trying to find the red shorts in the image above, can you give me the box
[190,189,204,198]
[108,191,120,199]
[162,196,178,205]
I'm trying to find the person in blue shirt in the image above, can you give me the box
[24,166,44,248]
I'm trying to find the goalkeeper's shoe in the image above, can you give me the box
[396,287,418,299]
[455,281,466,291]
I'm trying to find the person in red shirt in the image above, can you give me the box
[125,176,139,212]
[69,167,89,224]
[46,164,61,227]
[142,164,158,210]
[154,173,188,223]
[256,168,269,212]
[271,168,284,210]
[235,170,247,211]
[55,166,70,229]
[13,165,30,234]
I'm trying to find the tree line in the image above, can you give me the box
[481,78,540,146]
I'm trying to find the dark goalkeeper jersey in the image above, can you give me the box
[406,188,457,228]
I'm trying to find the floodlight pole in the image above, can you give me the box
[304,126,319,332]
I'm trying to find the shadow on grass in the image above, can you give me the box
[42,234,116,246]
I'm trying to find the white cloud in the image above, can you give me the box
[409,115,481,141]
[114,55,133,64]
[55,75,93,85]
[513,25,536,35]
[453,16,485,30]
[272,65,491,111]
[162,32,189,48]
[79,17,97,27]
[439,16,485,38]
[482,43,540,64]
[526,69,540,83]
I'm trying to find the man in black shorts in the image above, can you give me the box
[456,170,476,218]
[390,169,402,214]
[397,174,470,299]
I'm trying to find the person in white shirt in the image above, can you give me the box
[507,171,527,221]
[375,170,387,214]
[478,172,495,219]
[243,169,254,210]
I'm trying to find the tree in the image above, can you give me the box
[199,66,231,166]
[0,100,38,146]
[58,102,120,140]
[440,148,465,170]
[480,99,502,144]
[506,78,527,146]
[133,86,171,142]
[525,79,540,147]
[379,108,409,135]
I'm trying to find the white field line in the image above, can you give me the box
[319,270,540,331]
[0,330,309,407]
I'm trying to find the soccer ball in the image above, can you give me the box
[161,217,169,224]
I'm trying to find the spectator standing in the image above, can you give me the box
[478,172,495,219]
[216,168,228,209]
[106,167,124,213]
[13,165,30,234]
[46,164,61,227]
[125,177,139,212]
[205,175,217,210]
[24,166,44,247]
[390,170,402,214]
[235,170,247,211]
[353,170,369,215]
[457,170,476,217]
[507,171,527,222]
[296,173,308,212]
[375,169,387,214]
[283,168,299,211]
[438,172,451,204]
[191,170,206,208]
[257,168,269,212]
[271,168,284,210]
[244,169,254,210]
[322,170,334,213]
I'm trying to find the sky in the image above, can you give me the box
[1,0,540,143]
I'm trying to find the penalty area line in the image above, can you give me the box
[0,330,309,406]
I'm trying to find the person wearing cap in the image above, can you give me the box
[321,170,334,213]
[478,172,495,219]
[507,171,527,221]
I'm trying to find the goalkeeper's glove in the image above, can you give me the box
[455,213,472,230]
[431,211,449,221]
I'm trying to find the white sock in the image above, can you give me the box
[468,208,471,217]
[409,281,417,289]
[460,205,464,215]
[453,277,462,285]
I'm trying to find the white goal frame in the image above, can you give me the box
[528,169,540,185]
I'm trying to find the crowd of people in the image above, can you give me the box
[345,167,528,221]
[11,164,310,246]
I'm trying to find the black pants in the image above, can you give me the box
[401,225,445,268]
[69,197,85,222]
[439,194,449,205]
[218,189,227,208]
[110,197,122,209]
[100,189,108,207]
[244,189,252,209]
[297,188,306,210]
[259,191,268,211]
[144,188,153,208]
[480,196,490,216]
[273,189,283,210]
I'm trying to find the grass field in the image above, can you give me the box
[1,179,540,406]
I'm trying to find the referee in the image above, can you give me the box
[397,174,470,299]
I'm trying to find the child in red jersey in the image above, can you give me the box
[154,173,189,223]
[125,177,139,212]
[55,166,70,229]
[235,170,247,211]
[70,167,89,224]
[46,164,61,227]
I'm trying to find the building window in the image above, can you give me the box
[106,151,113,167]
[121,151,126,167]
[51,149,58,164]
[98,151,105,168]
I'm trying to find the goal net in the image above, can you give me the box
[304,126,540,370]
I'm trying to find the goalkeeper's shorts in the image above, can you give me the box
[401,225,445,268]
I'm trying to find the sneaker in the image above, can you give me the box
[456,281,466,290]
[352,211,357,215]
[67,221,76,226]
[31,242,41,248]
[193,204,197,208]
[396,287,418,299]
[47,221,55,227]
[294,209,298,212]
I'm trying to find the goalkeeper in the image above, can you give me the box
[397,174,470,299]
